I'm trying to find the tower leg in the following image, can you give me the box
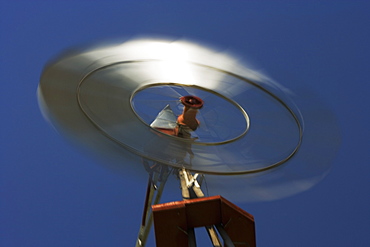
[135,162,171,247]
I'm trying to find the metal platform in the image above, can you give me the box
[152,195,256,247]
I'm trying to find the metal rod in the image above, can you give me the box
[141,173,153,226]
[180,169,190,200]
[188,228,197,247]
[135,176,156,247]
[215,224,235,247]
[136,165,170,247]
[138,174,168,246]
[206,225,222,247]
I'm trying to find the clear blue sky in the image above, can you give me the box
[1,1,369,246]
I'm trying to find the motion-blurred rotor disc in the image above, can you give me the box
[38,38,340,201]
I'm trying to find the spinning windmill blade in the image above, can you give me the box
[38,38,340,246]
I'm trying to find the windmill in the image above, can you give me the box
[38,38,340,246]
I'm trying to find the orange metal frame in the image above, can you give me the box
[152,195,256,247]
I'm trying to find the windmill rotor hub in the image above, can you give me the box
[180,95,204,109]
